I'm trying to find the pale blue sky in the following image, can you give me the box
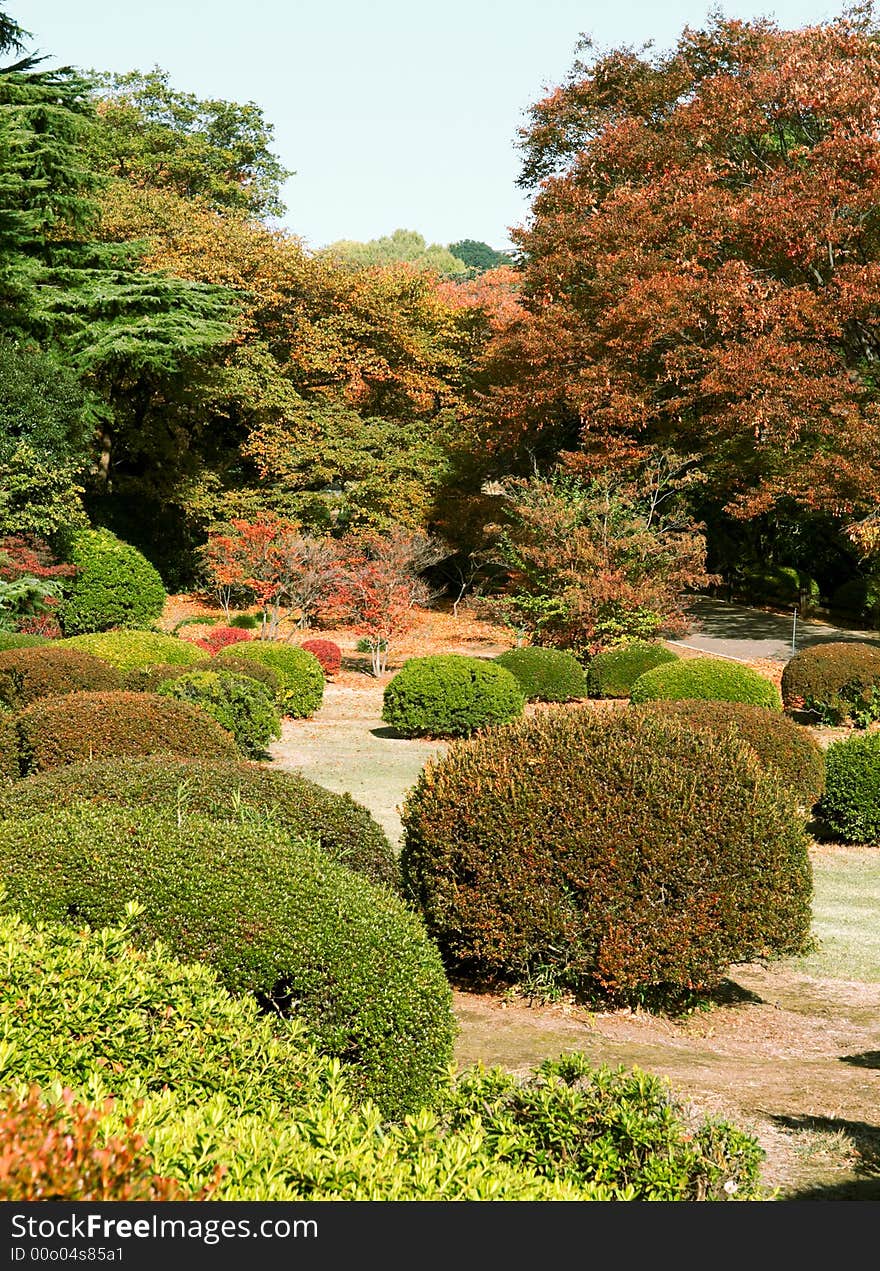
[20,0,839,251]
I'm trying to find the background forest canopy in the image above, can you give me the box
[3,2,880,643]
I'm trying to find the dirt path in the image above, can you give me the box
[269,660,880,1199]
[679,596,878,663]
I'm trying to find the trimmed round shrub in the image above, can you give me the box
[401,709,811,999]
[0,805,455,1118]
[58,630,208,672]
[631,657,782,710]
[157,670,280,759]
[494,647,586,703]
[13,691,238,774]
[819,732,880,844]
[61,529,166,634]
[211,652,282,700]
[0,756,398,889]
[222,641,323,717]
[634,699,825,806]
[300,638,342,677]
[587,641,678,699]
[229,612,259,629]
[0,647,121,710]
[0,633,48,652]
[383,655,525,738]
[781,641,880,725]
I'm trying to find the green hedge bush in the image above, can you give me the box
[742,565,820,612]
[157,670,281,759]
[0,756,398,889]
[401,710,811,1000]
[211,652,283,701]
[0,647,121,710]
[221,641,323,716]
[58,630,208,672]
[13,691,237,773]
[0,713,19,781]
[631,657,782,710]
[634,699,825,806]
[830,576,880,619]
[122,663,201,693]
[494,647,586,702]
[818,733,880,844]
[0,912,761,1200]
[587,641,679,698]
[0,633,47,652]
[780,641,880,726]
[0,806,454,1118]
[61,529,166,634]
[383,655,525,738]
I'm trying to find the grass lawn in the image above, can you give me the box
[792,846,880,982]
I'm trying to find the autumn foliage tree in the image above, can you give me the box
[201,516,336,635]
[484,457,712,654]
[324,530,446,675]
[488,10,880,561]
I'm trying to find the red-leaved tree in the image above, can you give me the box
[201,517,336,637]
[324,530,445,675]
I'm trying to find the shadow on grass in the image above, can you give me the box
[840,1051,880,1070]
[771,1113,880,1198]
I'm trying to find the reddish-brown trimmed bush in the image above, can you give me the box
[14,691,238,774]
[300,639,342,676]
[0,1088,189,1201]
[781,641,880,725]
[633,699,825,806]
[401,709,811,1001]
[0,647,121,710]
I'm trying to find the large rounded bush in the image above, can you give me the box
[631,657,782,710]
[383,655,525,738]
[13,691,237,774]
[587,641,678,699]
[494,647,586,703]
[819,733,880,844]
[0,805,455,1118]
[61,529,166,634]
[401,710,811,999]
[222,641,323,717]
[781,641,880,725]
[0,647,121,710]
[0,756,398,889]
[634,699,825,806]
[0,633,47,652]
[58,630,208,672]
[157,670,280,759]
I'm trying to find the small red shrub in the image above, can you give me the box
[300,639,342,676]
[194,626,253,655]
[0,1087,190,1200]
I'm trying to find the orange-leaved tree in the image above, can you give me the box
[486,11,880,538]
